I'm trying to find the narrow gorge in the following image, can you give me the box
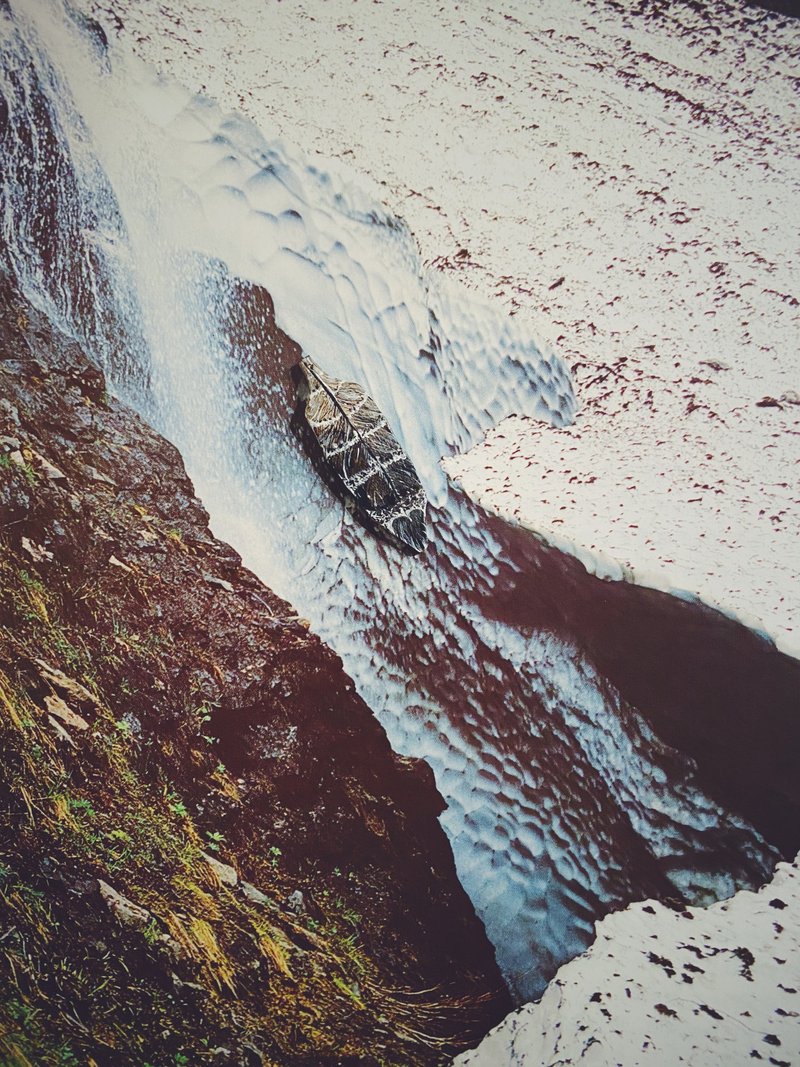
[0,269,510,1064]
[0,1,797,1063]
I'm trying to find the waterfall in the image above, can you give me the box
[0,0,780,1001]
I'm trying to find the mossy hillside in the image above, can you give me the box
[0,637,384,1066]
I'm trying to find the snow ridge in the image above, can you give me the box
[456,854,800,1066]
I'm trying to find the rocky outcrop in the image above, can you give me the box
[0,271,510,1065]
[456,853,800,1066]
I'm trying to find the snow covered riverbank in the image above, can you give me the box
[456,852,800,1066]
[80,0,800,652]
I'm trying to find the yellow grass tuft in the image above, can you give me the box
[252,920,294,981]
[171,874,222,923]
[165,911,237,994]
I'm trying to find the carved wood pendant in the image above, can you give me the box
[296,358,428,554]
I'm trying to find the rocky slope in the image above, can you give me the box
[0,269,510,1066]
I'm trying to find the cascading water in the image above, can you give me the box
[0,0,780,1000]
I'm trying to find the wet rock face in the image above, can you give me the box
[0,271,509,1065]
[484,515,800,860]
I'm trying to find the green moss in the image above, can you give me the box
[18,460,39,487]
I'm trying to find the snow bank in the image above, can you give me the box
[456,853,800,1066]
[80,0,800,653]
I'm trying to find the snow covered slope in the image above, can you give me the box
[79,0,800,653]
[456,853,800,1066]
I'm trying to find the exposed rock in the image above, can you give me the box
[108,553,134,573]
[46,713,76,747]
[30,450,67,482]
[203,572,235,593]
[98,879,154,931]
[43,693,90,731]
[32,658,100,706]
[287,889,305,914]
[0,401,20,426]
[21,535,53,563]
[240,881,275,909]
[85,464,115,485]
[201,851,238,887]
[99,881,185,960]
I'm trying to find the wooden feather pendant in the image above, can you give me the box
[296,357,428,554]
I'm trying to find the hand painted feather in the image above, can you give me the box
[296,357,428,554]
